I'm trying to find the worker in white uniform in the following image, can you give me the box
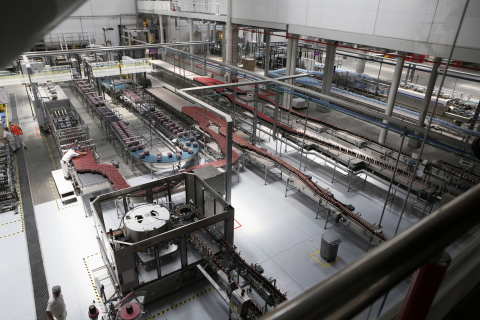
[46,285,67,320]
[3,127,16,152]
[61,147,86,179]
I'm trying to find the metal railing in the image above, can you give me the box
[138,0,226,16]
[171,0,226,15]
[43,32,97,49]
[260,182,480,320]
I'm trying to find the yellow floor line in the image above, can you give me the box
[0,219,21,227]
[310,250,339,268]
[0,230,24,239]
[48,178,78,211]
[43,136,57,170]
[148,287,214,320]
[83,253,106,313]
[14,151,25,234]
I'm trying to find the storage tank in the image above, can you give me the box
[124,204,170,242]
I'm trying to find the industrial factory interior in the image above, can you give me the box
[2,0,480,319]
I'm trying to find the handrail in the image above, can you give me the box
[260,182,480,320]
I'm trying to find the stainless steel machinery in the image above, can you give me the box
[0,143,17,211]
[91,173,286,319]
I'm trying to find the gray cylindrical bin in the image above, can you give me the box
[320,231,342,262]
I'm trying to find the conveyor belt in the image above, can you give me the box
[146,87,192,113]
[150,60,199,79]
[182,106,387,242]
[192,207,287,307]
[10,100,50,319]
[269,68,480,138]
[193,77,476,197]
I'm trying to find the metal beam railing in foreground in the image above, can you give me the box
[260,182,480,320]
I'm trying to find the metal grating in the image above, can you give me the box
[11,103,49,319]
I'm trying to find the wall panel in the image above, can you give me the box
[428,0,479,49]
[373,0,438,42]
[232,0,277,23]
[46,0,137,47]
[306,0,379,34]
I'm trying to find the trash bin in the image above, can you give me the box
[320,231,342,262]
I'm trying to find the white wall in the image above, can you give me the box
[231,0,480,62]
[47,0,137,46]
[166,17,192,43]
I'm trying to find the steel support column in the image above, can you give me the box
[225,0,234,81]
[284,34,299,110]
[379,52,406,144]
[252,84,259,145]
[221,24,226,75]
[206,22,210,42]
[408,56,442,148]
[159,16,166,60]
[213,23,217,42]
[189,18,194,71]
[355,56,366,74]
[282,34,294,108]
[231,24,239,81]
[321,40,337,96]
[272,90,281,139]
[225,120,233,204]
[264,28,271,77]
[159,15,165,44]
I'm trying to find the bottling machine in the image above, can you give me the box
[91,172,286,319]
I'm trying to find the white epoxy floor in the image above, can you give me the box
[3,139,478,320]
[1,58,479,320]
[0,108,463,320]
